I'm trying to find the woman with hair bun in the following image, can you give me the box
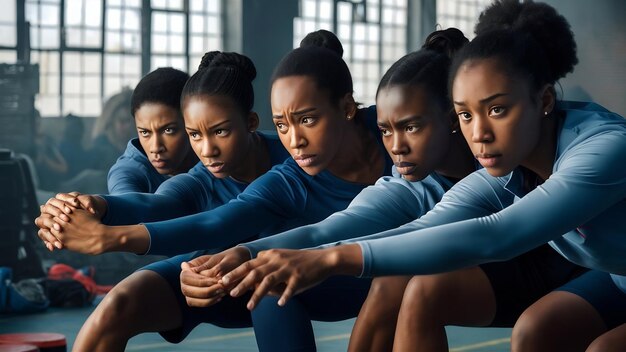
[193,24,583,351]
[214,1,625,351]
[37,31,393,349]
[35,51,290,351]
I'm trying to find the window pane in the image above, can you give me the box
[0,26,16,46]
[0,50,17,63]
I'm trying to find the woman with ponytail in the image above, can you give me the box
[215,1,625,351]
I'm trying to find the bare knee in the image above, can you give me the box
[511,308,546,351]
[89,284,138,331]
[402,275,447,321]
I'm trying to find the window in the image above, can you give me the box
[294,0,408,106]
[12,0,224,117]
[436,0,492,39]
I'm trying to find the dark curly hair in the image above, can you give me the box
[450,0,578,95]
[181,51,257,114]
[377,28,468,112]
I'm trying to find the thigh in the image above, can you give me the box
[556,270,626,330]
[142,252,253,343]
[401,266,497,327]
[482,243,587,327]
[513,290,606,352]
[588,323,626,352]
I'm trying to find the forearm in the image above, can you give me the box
[100,224,151,254]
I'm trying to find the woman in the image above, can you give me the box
[182,27,582,352]
[90,88,135,172]
[107,67,198,194]
[37,39,391,350]
[216,1,625,351]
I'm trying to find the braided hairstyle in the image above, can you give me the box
[182,51,257,115]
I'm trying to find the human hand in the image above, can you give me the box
[35,192,107,251]
[178,247,252,307]
[38,192,106,220]
[41,208,108,255]
[221,248,336,310]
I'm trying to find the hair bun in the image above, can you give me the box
[475,0,577,82]
[422,28,468,58]
[300,29,344,57]
[198,51,257,82]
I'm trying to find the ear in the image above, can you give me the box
[247,112,260,132]
[341,93,357,119]
[539,84,556,116]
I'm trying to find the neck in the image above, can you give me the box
[434,133,476,181]
[230,132,271,183]
[521,117,558,181]
[327,119,384,184]
[172,150,199,176]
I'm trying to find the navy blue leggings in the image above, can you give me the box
[251,275,372,352]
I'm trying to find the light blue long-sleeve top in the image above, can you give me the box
[242,171,456,258]
[100,132,289,225]
[107,138,171,194]
[142,106,394,256]
[344,102,626,291]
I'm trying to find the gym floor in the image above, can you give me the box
[1,295,512,351]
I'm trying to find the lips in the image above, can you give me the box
[206,161,225,173]
[475,153,502,168]
[394,161,417,176]
[151,159,168,169]
[293,154,317,168]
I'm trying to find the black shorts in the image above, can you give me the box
[480,244,588,327]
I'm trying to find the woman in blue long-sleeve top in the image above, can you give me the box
[38,36,392,350]
[182,27,584,352]
[107,67,198,194]
[217,1,626,351]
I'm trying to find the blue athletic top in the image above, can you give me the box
[242,172,455,258]
[344,102,626,290]
[100,132,289,225]
[107,138,170,194]
[143,106,394,256]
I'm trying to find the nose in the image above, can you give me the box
[390,133,408,155]
[471,117,494,143]
[149,135,165,154]
[201,138,218,158]
[289,127,306,150]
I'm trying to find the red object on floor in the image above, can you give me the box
[0,344,39,352]
[0,333,65,352]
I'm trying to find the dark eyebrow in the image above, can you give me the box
[454,93,509,106]
[273,107,318,119]
[396,115,423,126]
[378,115,423,128]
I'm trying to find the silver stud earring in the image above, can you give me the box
[451,129,458,134]
[544,111,549,116]
[346,114,352,120]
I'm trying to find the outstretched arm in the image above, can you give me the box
[242,176,444,257]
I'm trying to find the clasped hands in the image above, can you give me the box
[180,245,336,310]
[33,192,108,254]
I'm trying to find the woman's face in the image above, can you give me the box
[271,75,350,176]
[452,58,544,177]
[183,96,253,179]
[134,102,191,175]
[113,106,135,145]
[376,85,452,182]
